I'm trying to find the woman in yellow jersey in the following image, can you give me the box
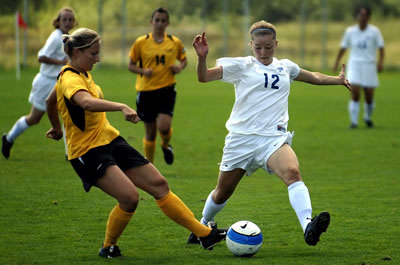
[128,7,187,165]
[45,28,225,258]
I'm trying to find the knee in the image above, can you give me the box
[213,188,231,205]
[119,191,139,213]
[158,126,170,135]
[25,116,41,126]
[283,165,302,185]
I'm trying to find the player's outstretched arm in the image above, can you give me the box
[71,90,141,123]
[192,32,222,83]
[45,88,63,140]
[295,64,351,91]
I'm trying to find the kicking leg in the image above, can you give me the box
[268,144,329,246]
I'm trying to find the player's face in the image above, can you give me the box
[251,34,277,65]
[357,8,370,26]
[76,41,100,71]
[59,11,75,34]
[151,12,169,34]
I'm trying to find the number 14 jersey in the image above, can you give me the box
[129,33,186,92]
[217,56,300,136]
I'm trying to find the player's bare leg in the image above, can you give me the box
[157,113,174,164]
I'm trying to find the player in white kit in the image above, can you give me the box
[188,20,351,246]
[2,7,76,159]
[333,6,384,128]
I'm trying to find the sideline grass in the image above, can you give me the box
[0,67,399,265]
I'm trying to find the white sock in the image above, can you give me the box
[348,100,360,125]
[288,181,312,232]
[364,102,375,121]
[201,190,227,225]
[7,116,29,142]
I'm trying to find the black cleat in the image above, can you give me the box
[99,245,122,258]
[304,211,330,246]
[162,145,174,165]
[365,120,374,128]
[2,133,13,159]
[187,221,218,245]
[199,226,227,250]
[349,123,358,129]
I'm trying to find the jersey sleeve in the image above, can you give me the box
[38,30,61,58]
[216,57,246,84]
[375,28,384,48]
[175,37,186,61]
[129,38,141,63]
[62,73,90,100]
[281,59,300,81]
[340,28,351,49]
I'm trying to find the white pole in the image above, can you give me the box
[23,0,28,67]
[15,12,21,81]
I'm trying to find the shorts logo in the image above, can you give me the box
[96,163,103,171]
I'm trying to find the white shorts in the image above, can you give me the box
[28,73,57,111]
[347,61,379,88]
[219,131,294,176]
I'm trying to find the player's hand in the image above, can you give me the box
[377,62,383,73]
[142,68,153,77]
[338,64,351,91]
[46,127,63,140]
[192,32,209,58]
[122,105,141,124]
[171,65,181,74]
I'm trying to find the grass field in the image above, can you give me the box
[0,67,399,265]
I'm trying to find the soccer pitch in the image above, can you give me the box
[0,67,399,265]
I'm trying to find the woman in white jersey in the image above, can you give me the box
[2,7,75,159]
[333,6,384,128]
[188,21,351,246]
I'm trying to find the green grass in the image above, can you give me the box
[0,67,399,265]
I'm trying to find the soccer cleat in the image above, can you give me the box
[199,226,227,250]
[304,211,330,246]
[349,123,358,129]
[187,221,218,244]
[99,245,122,258]
[2,133,13,159]
[365,120,374,128]
[162,145,174,165]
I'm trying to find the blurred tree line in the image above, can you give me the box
[2,0,400,25]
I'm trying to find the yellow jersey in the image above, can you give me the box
[129,33,186,92]
[55,66,119,160]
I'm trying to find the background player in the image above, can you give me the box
[46,27,225,258]
[2,7,75,159]
[333,6,384,128]
[128,7,187,165]
[188,21,351,246]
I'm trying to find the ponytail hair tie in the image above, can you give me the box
[62,34,71,44]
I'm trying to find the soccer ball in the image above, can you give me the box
[226,220,263,257]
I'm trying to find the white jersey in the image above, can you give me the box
[38,29,66,78]
[340,24,384,64]
[217,56,300,136]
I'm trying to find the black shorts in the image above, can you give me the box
[70,136,149,192]
[136,85,176,122]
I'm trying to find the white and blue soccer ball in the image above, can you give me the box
[226,220,263,257]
